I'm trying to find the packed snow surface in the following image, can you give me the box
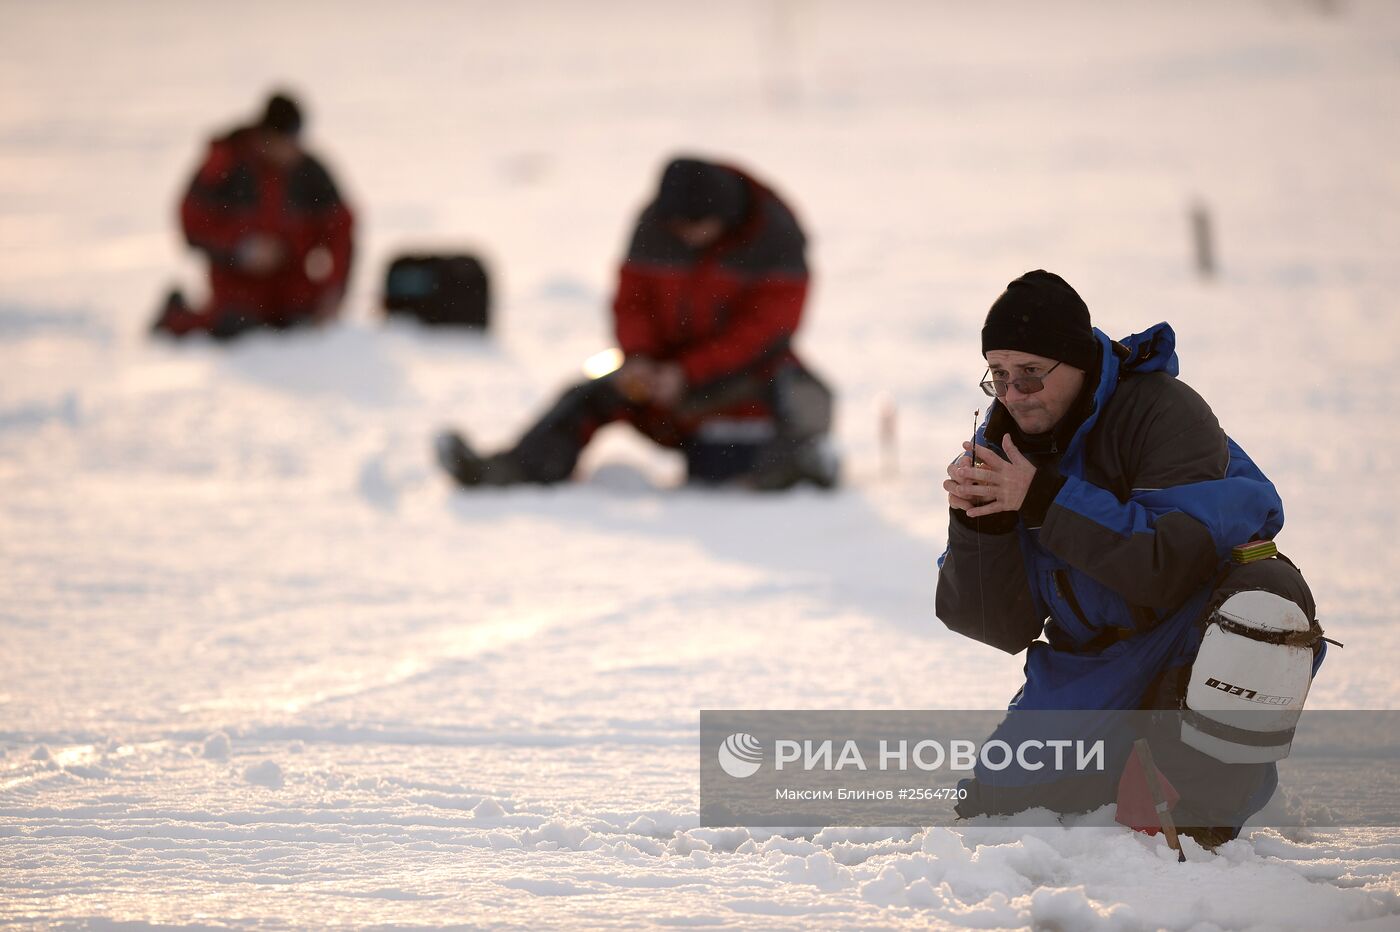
[3,0,1400,927]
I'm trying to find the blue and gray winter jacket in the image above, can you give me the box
[936,322,1291,712]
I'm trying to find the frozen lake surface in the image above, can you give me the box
[2,0,1399,927]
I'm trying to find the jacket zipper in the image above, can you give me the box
[1053,569,1092,632]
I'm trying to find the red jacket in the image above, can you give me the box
[612,170,809,388]
[181,127,354,311]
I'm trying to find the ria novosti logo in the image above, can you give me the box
[717,733,763,778]
[714,734,1108,777]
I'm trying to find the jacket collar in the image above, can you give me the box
[983,321,1180,471]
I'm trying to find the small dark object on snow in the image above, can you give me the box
[434,431,523,486]
[1191,200,1216,280]
[384,254,490,328]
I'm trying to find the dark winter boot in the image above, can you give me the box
[434,431,526,487]
[150,288,199,337]
[208,310,261,342]
[1178,824,1239,851]
[748,436,841,491]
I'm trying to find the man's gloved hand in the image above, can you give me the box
[944,446,994,512]
[649,362,686,407]
[616,357,657,403]
[235,234,285,276]
[945,434,1037,516]
[615,357,686,408]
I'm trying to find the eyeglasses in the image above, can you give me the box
[980,361,1062,398]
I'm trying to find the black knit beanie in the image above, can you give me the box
[260,92,303,137]
[981,270,1098,371]
[653,158,747,226]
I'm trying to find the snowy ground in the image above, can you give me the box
[3,0,1400,927]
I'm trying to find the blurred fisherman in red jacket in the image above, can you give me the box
[436,156,837,490]
[152,92,355,340]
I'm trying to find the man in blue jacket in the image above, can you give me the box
[936,270,1323,845]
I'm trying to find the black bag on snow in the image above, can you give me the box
[382,254,490,328]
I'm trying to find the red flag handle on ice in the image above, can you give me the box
[1115,740,1181,834]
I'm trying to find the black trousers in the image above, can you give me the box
[956,556,1317,832]
[506,362,833,484]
